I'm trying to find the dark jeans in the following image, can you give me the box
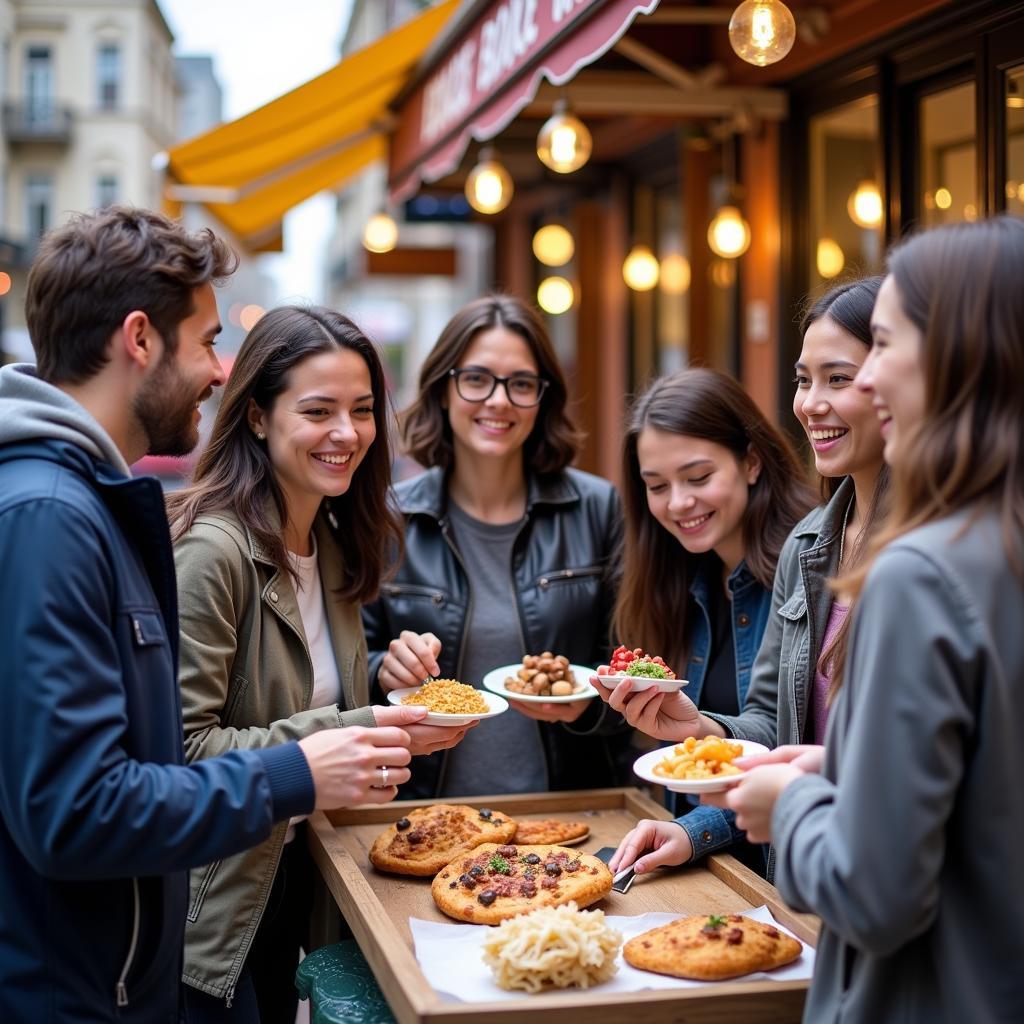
[185,832,314,1024]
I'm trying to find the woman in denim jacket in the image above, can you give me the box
[605,280,889,880]
[593,368,815,872]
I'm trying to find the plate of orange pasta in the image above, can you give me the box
[632,737,769,794]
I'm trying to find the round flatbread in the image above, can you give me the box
[623,913,802,981]
[369,804,517,877]
[432,843,612,925]
[512,819,590,846]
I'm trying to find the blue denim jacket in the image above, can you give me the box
[672,559,772,861]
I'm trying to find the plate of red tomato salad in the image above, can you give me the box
[592,645,688,693]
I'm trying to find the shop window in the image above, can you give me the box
[95,174,118,209]
[808,95,882,293]
[1005,67,1024,216]
[25,173,53,244]
[920,81,977,226]
[24,45,53,124]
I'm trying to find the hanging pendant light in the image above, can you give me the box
[728,0,796,67]
[532,224,575,267]
[622,245,660,291]
[465,147,513,215]
[362,211,398,254]
[708,205,751,259]
[816,238,845,279]
[536,100,593,174]
[847,180,883,229]
[537,276,575,315]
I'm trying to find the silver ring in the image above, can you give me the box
[378,765,389,788]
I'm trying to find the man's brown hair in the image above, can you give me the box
[26,205,237,384]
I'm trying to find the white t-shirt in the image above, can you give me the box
[285,538,342,842]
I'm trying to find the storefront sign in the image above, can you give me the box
[390,0,660,200]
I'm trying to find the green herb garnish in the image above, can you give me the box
[705,914,727,929]
[624,659,670,679]
[488,855,512,875]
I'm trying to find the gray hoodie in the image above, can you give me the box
[0,362,130,475]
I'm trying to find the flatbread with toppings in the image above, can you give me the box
[623,913,802,981]
[512,819,590,846]
[369,805,517,877]
[432,843,612,925]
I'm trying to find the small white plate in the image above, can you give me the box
[633,739,770,793]
[481,663,598,704]
[592,672,688,693]
[386,686,508,726]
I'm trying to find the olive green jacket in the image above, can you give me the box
[174,509,375,1001]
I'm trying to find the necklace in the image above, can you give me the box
[838,495,855,568]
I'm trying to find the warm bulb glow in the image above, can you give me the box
[728,0,796,67]
[362,212,398,254]
[707,206,751,259]
[816,238,845,279]
[622,245,660,291]
[710,259,736,288]
[0,271,11,296]
[847,181,883,229]
[239,304,265,332]
[659,253,691,294]
[536,104,592,174]
[934,187,952,210]
[465,153,513,214]
[532,224,575,267]
[537,276,574,315]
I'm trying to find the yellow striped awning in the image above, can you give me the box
[164,0,458,248]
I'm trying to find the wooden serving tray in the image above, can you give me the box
[309,787,818,1024]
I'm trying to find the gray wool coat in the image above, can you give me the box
[772,509,1024,1023]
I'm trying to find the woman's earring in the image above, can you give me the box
[255,431,266,440]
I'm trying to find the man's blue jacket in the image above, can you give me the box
[0,428,314,1023]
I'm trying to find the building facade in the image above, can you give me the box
[0,0,176,357]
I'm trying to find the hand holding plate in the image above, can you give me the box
[591,674,704,741]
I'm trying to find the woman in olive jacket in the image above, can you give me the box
[362,295,628,799]
[168,307,466,1023]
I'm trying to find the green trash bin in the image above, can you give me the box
[295,940,397,1024]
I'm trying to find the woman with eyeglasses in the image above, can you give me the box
[363,294,627,798]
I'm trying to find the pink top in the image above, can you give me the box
[812,601,850,744]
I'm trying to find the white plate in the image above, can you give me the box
[481,663,598,704]
[386,686,508,726]
[633,739,770,793]
[593,672,688,693]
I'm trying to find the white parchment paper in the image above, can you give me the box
[409,904,815,1003]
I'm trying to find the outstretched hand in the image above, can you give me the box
[590,675,706,742]
[700,763,805,843]
[608,819,694,875]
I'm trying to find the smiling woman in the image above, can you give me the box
[363,294,629,802]
[163,306,469,1023]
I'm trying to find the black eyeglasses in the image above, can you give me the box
[448,368,550,408]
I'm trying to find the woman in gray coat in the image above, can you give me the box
[721,217,1024,1023]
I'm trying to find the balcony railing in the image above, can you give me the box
[2,102,73,144]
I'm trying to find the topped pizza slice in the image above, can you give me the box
[432,842,613,925]
[369,804,517,876]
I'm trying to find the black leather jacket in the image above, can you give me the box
[362,466,630,797]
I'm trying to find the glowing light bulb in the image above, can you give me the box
[622,246,660,291]
[934,188,952,210]
[536,102,592,174]
[728,0,796,67]
[847,181,883,229]
[532,224,575,267]
[537,276,574,315]
[707,206,751,259]
[465,151,513,215]
[816,238,845,279]
[362,212,398,254]
[659,253,691,294]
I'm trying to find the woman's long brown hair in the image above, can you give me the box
[166,305,402,603]
[842,217,1024,608]
[799,277,891,695]
[613,368,816,674]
